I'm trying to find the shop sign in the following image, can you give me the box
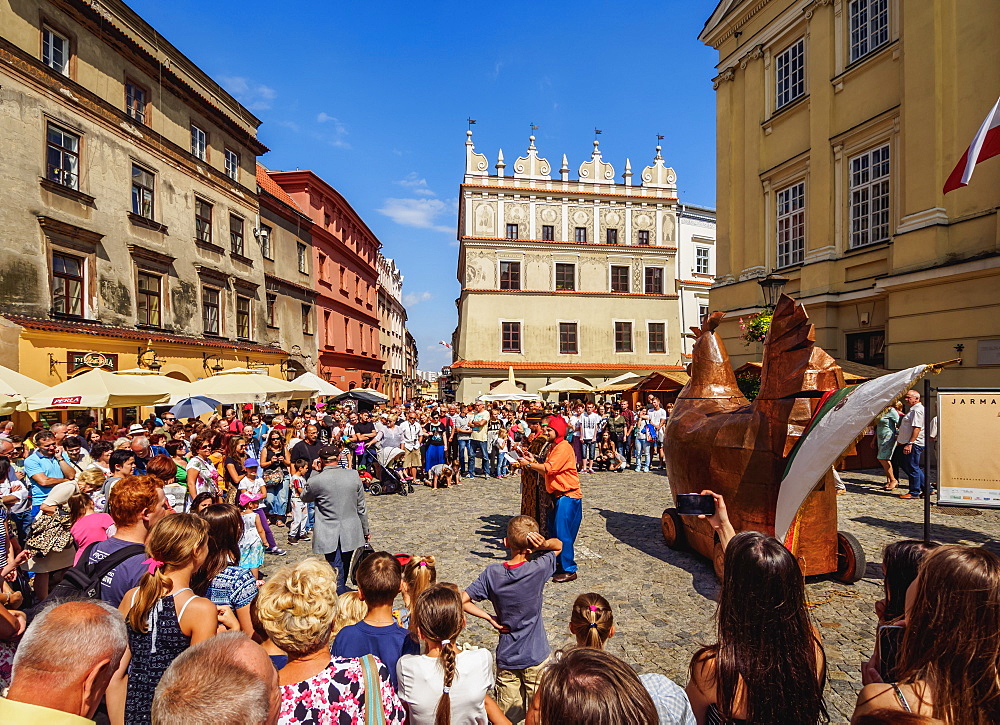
[938,389,1000,508]
[68,351,118,375]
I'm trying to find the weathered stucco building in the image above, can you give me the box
[377,254,407,403]
[451,131,693,401]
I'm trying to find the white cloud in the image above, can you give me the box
[403,291,433,307]
[220,76,276,111]
[396,172,435,196]
[276,120,300,132]
[377,198,454,233]
[316,113,351,148]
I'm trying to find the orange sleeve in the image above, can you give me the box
[542,441,581,498]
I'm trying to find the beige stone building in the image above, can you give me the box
[451,131,691,402]
[377,254,407,403]
[0,0,306,409]
[701,0,1000,385]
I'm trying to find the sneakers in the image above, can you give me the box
[899,493,921,499]
[266,547,287,556]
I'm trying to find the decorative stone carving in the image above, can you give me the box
[465,130,488,176]
[505,203,528,225]
[570,208,593,227]
[661,212,676,243]
[578,140,615,184]
[641,145,678,191]
[513,136,552,180]
[712,67,735,90]
[475,202,496,236]
[540,206,558,223]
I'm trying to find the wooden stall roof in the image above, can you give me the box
[733,359,891,382]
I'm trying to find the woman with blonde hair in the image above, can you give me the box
[257,557,405,724]
[853,545,1000,725]
[110,513,222,725]
[399,555,437,628]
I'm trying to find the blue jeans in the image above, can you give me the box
[472,439,491,477]
[548,495,582,573]
[325,546,355,594]
[265,475,290,517]
[616,440,629,466]
[581,440,596,461]
[457,439,473,476]
[634,439,650,471]
[496,453,509,477]
[307,501,315,531]
[902,444,926,495]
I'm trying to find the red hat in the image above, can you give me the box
[546,416,568,442]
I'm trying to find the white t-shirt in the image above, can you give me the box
[897,402,925,447]
[580,412,602,441]
[648,408,668,429]
[397,648,493,725]
[238,475,264,494]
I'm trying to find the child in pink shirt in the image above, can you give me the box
[69,491,115,565]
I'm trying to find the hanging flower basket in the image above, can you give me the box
[738,310,772,345]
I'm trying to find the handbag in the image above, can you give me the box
[360,654,387,725]
[25,506,73,558]
[349,543,375,585]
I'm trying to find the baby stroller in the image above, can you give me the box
[366,447,415,497]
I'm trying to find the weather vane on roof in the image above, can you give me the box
[530,123,538,132]
[657,134,664,141]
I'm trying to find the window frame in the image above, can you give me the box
[296,242,308,274]
[776,181,806,268]
[301,304,312,335]
[259,224,273,259]
[202,286,221,335]
[136,271,162,327]
[131,164,155,220]
[637,230,651,246]
[647,321,667,354]
[46,123,80,191]
[554,262,576,291]
[190,123,207,161]
[614,320,634,354]
[500,320,522,354]
[848,0,890,64]
[574,227,588,244]
[499,260,521,291]
[775,38,806,110]
[848,143,891,249]
[265,292,277,327]
[541,225,555,241]
[235,294,252,340]
[194,198,213,244]
[41,25,70,76]
[224,148,239,181]
[605,228,619,245]
[125,80,148,125]
[643,266,665,295]
[695,246,711,275]
[558,321,579,355]
[845,329,885,368]
[52,251,85,318]
[610,265,631,294]
[505,223,519,240]
[229,214,245,257]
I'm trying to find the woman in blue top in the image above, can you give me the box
[876,402,903,490]
[193,504,257,635]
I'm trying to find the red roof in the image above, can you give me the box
[449,360,685,371]
[4,315,287,356]
[257,164,305,214]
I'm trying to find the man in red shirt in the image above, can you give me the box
[517,415,581,583]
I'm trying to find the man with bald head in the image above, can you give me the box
[0,600,128,723]
[898,389,928,499]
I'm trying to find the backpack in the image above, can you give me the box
[47,541,146,601]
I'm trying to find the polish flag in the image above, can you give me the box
[943,96,1000,194]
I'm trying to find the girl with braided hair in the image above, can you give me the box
[397,583,510,725]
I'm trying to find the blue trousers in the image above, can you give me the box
[457,439,473,476]
[902,444,926,495]
[634,439,651,471]
[325,546,355,594]
[548,495,582,573]
[472,439,491,477]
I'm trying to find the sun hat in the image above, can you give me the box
[239,492,265,507]
[128,424,146,435]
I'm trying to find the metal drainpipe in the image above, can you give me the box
[677,204,689,357]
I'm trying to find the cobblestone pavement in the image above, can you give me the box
[264,467,1000,724]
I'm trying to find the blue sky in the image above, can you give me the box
[128,0,719,372]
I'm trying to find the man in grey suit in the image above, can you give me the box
[300,444,370,593]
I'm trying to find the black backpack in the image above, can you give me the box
[47,542,146,602]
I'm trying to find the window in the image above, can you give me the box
[637,230,650,246]
[849,0,890,63]
[506,223,519,240]
[318,254,327,278]
[52,253,84,317]
[266,292,276,326]
[555,263,575,291]
[699,304,710,323]
[611,265,630,293]
[191,124,207,160]
[542,225,554,241]
[644,267,664,295]
[695,246,711,274]
[224,148,239,181]
[849,144,890,248]
[136,272,161,327]
[125,82,146,124]
[501,322,521,353]
[46,124,79,190]
[846,330,885,367]
[776,181,805,267]
[775,38,805,109]
[499,261,521,290]
[230,215,244,256]
[236,295,251,339]
[574,227,587,243]
[131,164,154,219]
[301,304,312,334]
[614,322,633,353]
[195,198,213,243]
[559,322,578,354]
[297,242,308,273]
[42,27,69,75]
[202,288,220,334]
[259,224,273,259]
[648,322,666,353]
[606,229,618,245]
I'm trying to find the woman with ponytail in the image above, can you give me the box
[108,513,223,725]
[398,583,510,725]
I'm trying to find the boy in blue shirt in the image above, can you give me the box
[462,515,563,721]
[331,551,418,688]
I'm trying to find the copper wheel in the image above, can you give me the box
[834,530,866,583]
[661,508,687,549]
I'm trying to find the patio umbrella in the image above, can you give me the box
[183,367,320,405]
[25,367,171,411]
[115,369,192,401]
[351,387,389,401]
[169,396,221,419]
[537,377,595,394]
[291,371,345,397]
[0,364,48,415]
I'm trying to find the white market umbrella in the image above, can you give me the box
[538,377,595,394]
[183,367,320,405]
[115,369,193,400]
[351,387,389,401]
[25,367,170,410]
[291,371,345,397]
[0,364,48,415]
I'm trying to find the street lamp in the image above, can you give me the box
[202,353,224,374]
[361,371,373,388]
[137,349,163,372]
[758,273,789,308]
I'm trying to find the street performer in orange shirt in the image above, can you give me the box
[518,415,582,583]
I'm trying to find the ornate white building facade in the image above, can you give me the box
[376,254,407,403]
[451,131,701,402]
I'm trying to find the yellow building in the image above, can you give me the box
[701,0,1000,385]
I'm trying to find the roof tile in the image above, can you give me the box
[257,164,305,214]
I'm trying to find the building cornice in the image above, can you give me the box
[461,237,678,254]
[450,360,686,372]
[460,182,677,203]
[461,289,680,300]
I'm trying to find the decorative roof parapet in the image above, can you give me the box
[464,130,489,176]
[641,145,677,191]
[513,135,551,180]
[577,140,616,184]
[495,148,506,177]
[559,154,570,181]
[622,158,633,187]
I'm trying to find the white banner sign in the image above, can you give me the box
[938,390,1000,507]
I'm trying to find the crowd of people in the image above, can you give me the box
[0,393,993,724]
